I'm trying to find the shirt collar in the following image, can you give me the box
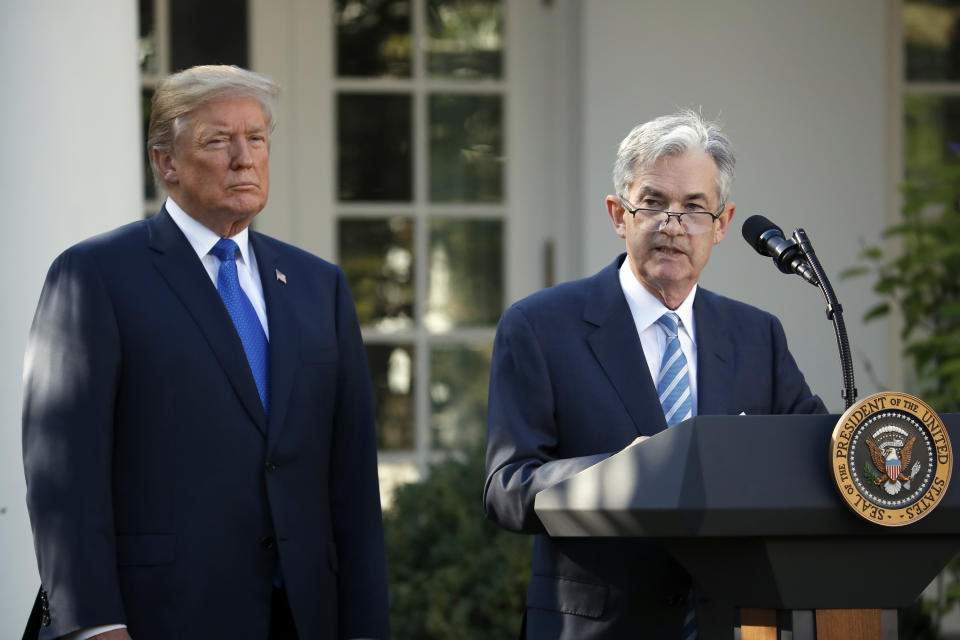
[164,196,252,265]
[618,258,697,341]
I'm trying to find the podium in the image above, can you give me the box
[534,414,960,639]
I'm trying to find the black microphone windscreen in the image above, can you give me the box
[741,215,783,252]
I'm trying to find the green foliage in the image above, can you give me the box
[847,158,960,635]
[848,161,960,412]
[384,448,532,640]
[863,461,881,483]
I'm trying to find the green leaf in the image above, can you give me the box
[863,303,891,322]
[839,266,870,279]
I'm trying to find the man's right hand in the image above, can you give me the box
[626,435,649,448]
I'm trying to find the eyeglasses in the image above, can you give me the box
[619,196,721,235]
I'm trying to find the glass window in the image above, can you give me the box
[429,94,504,202]
[339,217,415,331]
[429,343,492,449]
[169,0,248,71]
[903,1,960,184]
[904,0,960,82]
[338,93,413,201]
[426,0,503,79]
[904,94,960,182]
[334,0,506,493]
[139,0,157,74]
[425,218,503,331]
[336,0,412,78]
[366,343,416,450]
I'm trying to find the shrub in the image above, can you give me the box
[384,448,533,640]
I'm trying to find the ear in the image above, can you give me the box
[605,195,628,239]
[152,148,179,184]
[713,202,735,245]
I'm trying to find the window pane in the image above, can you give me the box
[170,0,248,70]
[904,94,960,182]
[904,0,960,81]
[430,343,492,449]
[429,94,503,202]
[339,93,413,201]
[139,0,157,73]
[426,0,503,80]
[425,218,502,331]
[366,343,415,450]
[339,217,415,330]
[336,0,412,78]
[142,88,156,201]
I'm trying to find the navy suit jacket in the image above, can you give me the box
[483,254,825,640]
[22,209,389,640]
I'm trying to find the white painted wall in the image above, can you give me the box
[577,0,890,412]
[0,2,140,636]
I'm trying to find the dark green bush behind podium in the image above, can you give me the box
[384,448,532,639]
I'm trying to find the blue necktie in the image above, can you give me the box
[655,312,692,426]
[655,312,697,639]
[210,238,269,414]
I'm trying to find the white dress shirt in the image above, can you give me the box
[165,197,269,337]
[618,259,698,416]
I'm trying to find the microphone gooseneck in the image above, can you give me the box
[741,216,857,409]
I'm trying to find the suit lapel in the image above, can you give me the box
[585,256,668,437]
[147,209,268,436]
[694,288,734,415]
[250,232,298,454]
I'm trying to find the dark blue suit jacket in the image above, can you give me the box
[23,209,389,640]
[484,254,825,640]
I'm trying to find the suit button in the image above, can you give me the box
[260,536,276,550]
[265,461,279,472]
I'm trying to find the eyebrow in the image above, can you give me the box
[199,124,267,138]
[637,186,708,203]
[637,186,665,200]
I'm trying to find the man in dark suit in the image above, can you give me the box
[22,65,389,640]
[483,110,826,639]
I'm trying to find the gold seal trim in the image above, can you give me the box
[830,391,952,526]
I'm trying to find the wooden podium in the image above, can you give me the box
[534,414,960,639]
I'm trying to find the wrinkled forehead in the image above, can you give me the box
[629,151,721,201]
[175,97,269,141]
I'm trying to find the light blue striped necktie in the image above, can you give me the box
[655,312,692,426]
[655,312,697,640]
[210,238,269,414]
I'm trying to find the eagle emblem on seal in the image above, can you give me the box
[866,425,920,495]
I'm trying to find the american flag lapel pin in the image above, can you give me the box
[275,268,287,284]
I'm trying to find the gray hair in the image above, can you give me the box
[147,65,280,185]
[612,109,736,210]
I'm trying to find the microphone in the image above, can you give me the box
[741,215,819,286]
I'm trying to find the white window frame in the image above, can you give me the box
[251,0,580,499]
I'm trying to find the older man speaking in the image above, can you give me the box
[484,110,825,639]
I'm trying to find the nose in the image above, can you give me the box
[659,214,686,236]
[230,138,254,169]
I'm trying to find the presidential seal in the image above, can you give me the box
[830,391,952,526]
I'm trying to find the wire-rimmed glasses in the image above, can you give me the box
[619,196,721,235]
